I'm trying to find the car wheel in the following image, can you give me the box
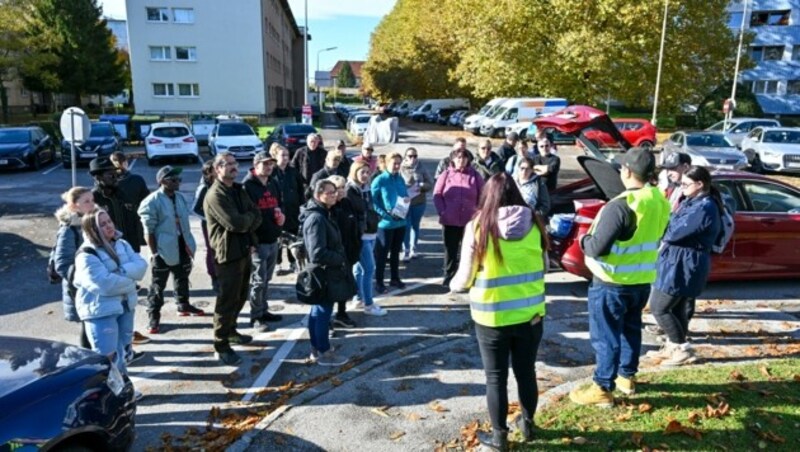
[30,152,41,171]
[519,129,527,140]
[638,140,654,149]
[751,154,764,174]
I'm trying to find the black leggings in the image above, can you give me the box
[475,318,544,431]
[650,287,694,344]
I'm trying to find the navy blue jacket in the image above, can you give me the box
[654,194,721,297]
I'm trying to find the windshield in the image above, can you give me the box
[0,129,29,144]
[285,124,316,134]
[218,123,255,136]
[477,104,492,115]
[686,134,732,147]
[356,116,370,123]
[90,123,114,137]
[763,130,800,144]
[490,107,508,119]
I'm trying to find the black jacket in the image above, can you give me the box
[331,198,362,266]
[93,186,145,252]
[299,199,346,268]
[291,146,326,187]
[272,165,304,233]
[243,170,283,244]
[532,153,561,191]
[117,171,150,208]
[307,166,338,200]
[497,142,516,164]
[346,181,374,235]
[203,181,262,264]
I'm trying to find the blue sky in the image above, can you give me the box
[98,0,396,69]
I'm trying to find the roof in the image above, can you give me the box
[755,94,800,115]
[330,61,364,78]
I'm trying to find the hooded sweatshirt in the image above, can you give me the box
[243,169,283,244]
[53,206,83,322]
[449,205,533,291]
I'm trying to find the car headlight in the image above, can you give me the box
[255,142,264,149]
[106,362,125,396]
[217,144,228,149]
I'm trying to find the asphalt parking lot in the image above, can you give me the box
[1,118,799,450]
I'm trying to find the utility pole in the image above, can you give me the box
[651,0,669,127]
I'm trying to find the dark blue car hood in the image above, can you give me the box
[0,143,30,155]
[0,336,99,398]
[62,137,115,148]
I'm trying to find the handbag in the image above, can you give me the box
[325,264,357,304]
[365,209,380,234]
[295,265,327,305]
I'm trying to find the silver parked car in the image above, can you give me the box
[706,117,781,148]
[662,131,748,170]
[740,127,800,173]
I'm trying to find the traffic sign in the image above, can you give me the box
[301,104,312,125]
[60,107,90,144]
[723,98,736,114]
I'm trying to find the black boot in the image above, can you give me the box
[516,416,534,442]
[477,429,508,452]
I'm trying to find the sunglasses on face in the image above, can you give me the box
[164,177,182,183]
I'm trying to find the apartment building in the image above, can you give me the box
[126,0,305,116]
[728,0,800,115]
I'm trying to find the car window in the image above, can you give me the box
[686,134,731,147]
[712,179,745,212]
[0,129,29,143]
[763,130,800,144]
[218,123,255,136]
[707,121,725,131]
[668,134,683,145]
[90,123,114,137]
[731,122,751,133]
[746,128,760,139]
[285,124,317,134]
[741,181,800,213]
[756,121,780,128]
[153,126,190,138]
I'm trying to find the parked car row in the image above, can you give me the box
[0,126,58,170]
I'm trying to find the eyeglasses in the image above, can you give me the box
[322,190,337,196]
[519,166,531,171]
[680,180,698,188]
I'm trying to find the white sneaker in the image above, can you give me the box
[409,250,419,259]
[363,304,388,316]
[645,343,674,359]
[402,253,411,262]
[662,343,697,367]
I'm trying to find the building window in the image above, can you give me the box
[146,7,169,22]
[153,83,174,97]
[149,46,171,61]
[172,8,194,24]
[751,46,784,61]
[788,80,800,95]
[752,80,779,94]
[750,10,791,27]
[793,46,800,61]
[177,83,200,97]
[728,12,743,29]
[175,46,197,61]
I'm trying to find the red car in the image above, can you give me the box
[581,118,657,149]
[537,106,800,282]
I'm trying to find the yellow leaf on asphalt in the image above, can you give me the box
[389,431,405,440]
[429,401,449,413]
[370,406,391,418]
[406,412,423,421]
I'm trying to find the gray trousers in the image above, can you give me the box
[248,242,278,322]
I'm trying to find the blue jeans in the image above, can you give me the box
[588,281,650,391]
[308,302,334,353]
[353,238,376,306]
[403,203,426,253]
[249,242,278,322]
[84,309,135,375]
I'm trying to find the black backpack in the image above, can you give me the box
[66,247,98,299]
[47,226,80,284]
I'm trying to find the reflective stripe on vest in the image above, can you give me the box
[584,185,670,285]
[469,222,546,327]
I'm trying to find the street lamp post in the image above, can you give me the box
[651,0,669,127]
[724,0,749,131]
[317,46,337,109]
[303,0,308,107]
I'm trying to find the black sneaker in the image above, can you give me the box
[333,313,356,328]
[126,350,145,365]
[261,312,283,322]
[389,279,406,289]
[375,285,388,295]
[228,332,253,345]
[178,303,205,317]
[217,349,242,366]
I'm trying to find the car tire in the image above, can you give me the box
[751,154,764,174]
[30,153,41,171]
[638,140,654,149]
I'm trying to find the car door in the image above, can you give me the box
[708,178,754,279]
[738,180,800,276]
[741,127,763,163]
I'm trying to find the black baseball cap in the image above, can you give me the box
[661,152,692,169]
[156,165,183,184]
[614,147,656,178]
[89,157,116,176]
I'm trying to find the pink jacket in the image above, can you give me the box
[433,166,483,227]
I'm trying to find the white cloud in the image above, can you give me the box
[287,0,395,20]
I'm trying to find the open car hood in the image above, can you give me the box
[577,156,626,200]
[534,105,632,158]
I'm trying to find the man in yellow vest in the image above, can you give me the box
[570,147,670,407]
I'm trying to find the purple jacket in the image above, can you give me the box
[434,166,484,227]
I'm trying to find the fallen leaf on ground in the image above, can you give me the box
[406,412,423,421]
[572,436,589,445]
[638,403,653,413]
[706,402,731,419]
[759,366,772,378]
[330,377,342,387]
[370,406,390,418]
[429,401,449,413]
[616,411,632,422]
[389,431,405,440]
[729,370,747,381]
[793,374,800,382]
[664,419,702,440]
[664,420,683,434]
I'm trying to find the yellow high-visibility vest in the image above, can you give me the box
[585,186,670,285]
[469,225,546,327]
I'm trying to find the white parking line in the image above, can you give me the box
[128,158,137,171]
[41,162,61,175]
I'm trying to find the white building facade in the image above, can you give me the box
[126,0,303,116]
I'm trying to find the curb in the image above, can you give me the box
[228,329,473,452]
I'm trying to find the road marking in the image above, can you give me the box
[197,154,205,164]
[42,162,61,175]
[128,158,137,171]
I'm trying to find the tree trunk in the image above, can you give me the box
[0,85,9,124]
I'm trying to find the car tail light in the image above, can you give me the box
[147,138,162,145]
[183,137,196,143]
[286,136,298,144]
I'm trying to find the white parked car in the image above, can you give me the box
[350,114,377,137]
[740,127,800,173]
[208,121,264,160]
[505,121,533,138]
[145,122,199,166]
[706,117,781,148]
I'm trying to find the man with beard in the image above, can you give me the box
[89,157,144,253]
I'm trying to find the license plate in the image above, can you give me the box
[166,144,180,149]
[717,164,734,170]
[81,152,97,158]
[0,159,7,165]
[298,140,306,144]
[788,162,800,168]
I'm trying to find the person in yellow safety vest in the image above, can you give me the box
[569,147,670,408]
[450,173,549,451]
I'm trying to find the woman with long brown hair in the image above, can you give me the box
[450,173,548,450]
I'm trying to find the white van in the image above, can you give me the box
[479,97,569,137]
[409,98,471,121]
[463,98,507,134]
[394,100,424,117]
